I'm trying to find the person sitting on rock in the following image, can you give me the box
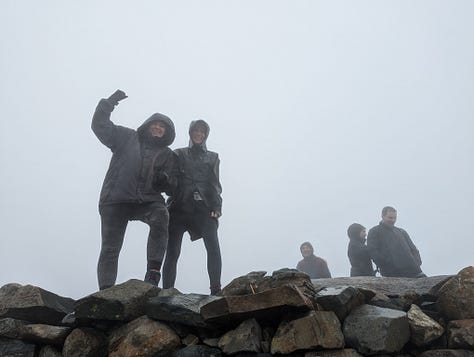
[296,242,331,279]
[347,223,375,277]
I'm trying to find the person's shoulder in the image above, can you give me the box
[206,150,219,159]
[368,224,382,234]
[174,147,188,155]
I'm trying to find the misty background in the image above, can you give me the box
[1,1,473,299]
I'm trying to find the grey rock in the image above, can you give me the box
[312,275,451,297]
[315,286,366,320]
[305,349,364,357]
[74,279,160,321]
[221,271,268,296]
[437,266,474,320]
[271,311,344,354]
[172,345,223,357]
[447,319,474,349]
[0,283,75,325]
[201,284,313,326]
[419,350,474,357]
[0,336,35,357]
[218,318,262,354]
[146,293,220,328]
[38,345,62,357]
[108,315,180,357]
[62,327,107,357]
[407,304,444,346]
[343,304,410,355]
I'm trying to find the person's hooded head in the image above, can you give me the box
[347,223,366,242]
[189,119,210,151]
[137,113,176,147]
[300,241,314,258]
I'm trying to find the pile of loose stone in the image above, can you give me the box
[0,266,473,356]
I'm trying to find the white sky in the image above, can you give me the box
[1,1,473,299]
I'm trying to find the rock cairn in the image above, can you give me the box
[0,266,473,356]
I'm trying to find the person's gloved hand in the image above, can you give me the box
[107,90,128,106]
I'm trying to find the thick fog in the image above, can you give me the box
[1,1,473,299]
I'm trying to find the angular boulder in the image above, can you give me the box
[0,336,36,357]
[343,304,410,355]
[315,286,366,320]
[201,284,313,326]
[437,266,474,320]
[74,279,160,321]
[305,349,364,357]
[146,292,220,328]
[447,319,474,349]
[62,327,107,357]
[0,283,74,325]
[419,350,474,357]
[39,345,62,357]
[271,311,344,354]
[108,315,180,357]
[172,345,223,357]
[218,318,262,354]
[407,304,444,346]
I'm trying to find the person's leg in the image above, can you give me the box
[134,202,170,285]
[162,214,187,288]
[97,204,129,290]
[198,207,222,294]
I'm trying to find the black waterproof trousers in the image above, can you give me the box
[162,201,222,292]
[97,202,169,290]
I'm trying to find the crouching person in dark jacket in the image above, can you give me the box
[162,119,223,295]
[347,223,375,277]
[92,90,177,290]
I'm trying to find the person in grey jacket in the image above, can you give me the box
[92,90,177,290]
[367,206,426,278]
[347,223,375,277]
[162,119,223,295]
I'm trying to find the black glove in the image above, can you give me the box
[107,90,128,106]
[153,172,169,191]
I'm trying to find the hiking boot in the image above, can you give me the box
[144,269,161,286]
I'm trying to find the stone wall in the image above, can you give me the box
[0,267,473,356]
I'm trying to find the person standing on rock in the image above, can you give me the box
[162,119,223,295]
[296,242,332,279]
[92,89,177,290]
[347,223,375,277]
[367,206,426,278]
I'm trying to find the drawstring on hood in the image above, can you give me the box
[138,113,176,147]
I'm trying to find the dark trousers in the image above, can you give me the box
[162,202,222,291]
[97,202,169,290]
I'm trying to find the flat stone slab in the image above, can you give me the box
[0,283,75,325]
[311,275,452,297]
[74,279,160,321]
[201,284,313,326]
[146,293,220,328]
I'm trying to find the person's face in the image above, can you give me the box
[382,211,397,226]
[359,228,367,239]
[149,121,166,137]
[301,245,313,258]
[191,127,206,144]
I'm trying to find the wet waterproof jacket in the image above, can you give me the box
[367,222,423,277]
[348,238,375,277]
[296,255,332,279]
[168,120,222,216]
[92,99,177,206]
